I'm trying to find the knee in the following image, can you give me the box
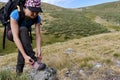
[7,30,14,42]
[20,27,28,32]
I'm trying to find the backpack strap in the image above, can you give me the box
[17,3,25,26]
[3,25,7,49]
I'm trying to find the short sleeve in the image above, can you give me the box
[36,15,41,23]
[10,9,19,22]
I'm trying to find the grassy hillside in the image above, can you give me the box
[41,2,65,12]
[0,2,5,8]
[1,1,120,79]
[81,1,120,29]
[43,10,108,39]
[0,1,120,54]
[41,3,109,39]
[1,32,120,79]
[0,2,110,55]
[41,3,109,43]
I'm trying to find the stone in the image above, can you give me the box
[28,67,57,80]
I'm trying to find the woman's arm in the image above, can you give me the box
[10,18,34,64]
[35,23,42,58]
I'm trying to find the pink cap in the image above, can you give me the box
[25,0,42,12]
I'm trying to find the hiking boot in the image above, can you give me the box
[32,61,46,70]
[16,69,22,76]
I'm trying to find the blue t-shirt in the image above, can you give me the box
[10,9,41,28]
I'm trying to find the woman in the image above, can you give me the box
[9,0,46,75]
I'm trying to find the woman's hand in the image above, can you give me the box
[24,55,34,65]
[37,53,42,62]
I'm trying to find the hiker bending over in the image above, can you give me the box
[8,0,46,75]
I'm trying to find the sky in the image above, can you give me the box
[0,0,119,8]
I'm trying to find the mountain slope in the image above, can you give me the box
[0,1,119,55]
[0,1,120,79]
[1,32,120,79]
[0,2,110,54]
[81,1,120,28]
[41,2,66,12]
[41,4,109,40]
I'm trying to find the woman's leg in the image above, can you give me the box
[19,27,37,61]
[16,50,25,75]
[19,27,46,70]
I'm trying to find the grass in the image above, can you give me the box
[0,28,66,55]
[0,30,17,55]
[0,10,109,55]
[2,31,120,68]
[2,1,120,55]
[41,32,120,69]
[113,53,120,58]
[81,1,120,28]
[0,1,120,79]
[43,10,109,39]
[1,32,120,79]
[0,70,29,80]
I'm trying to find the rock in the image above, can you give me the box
[2,66,15,71]
[79,69,87,77]
[28,67,57,80]
[115,60,120,67]
[65,70,71,77]
[64,48,75,55]
[105,69,115,75]
[93,63,102,70]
